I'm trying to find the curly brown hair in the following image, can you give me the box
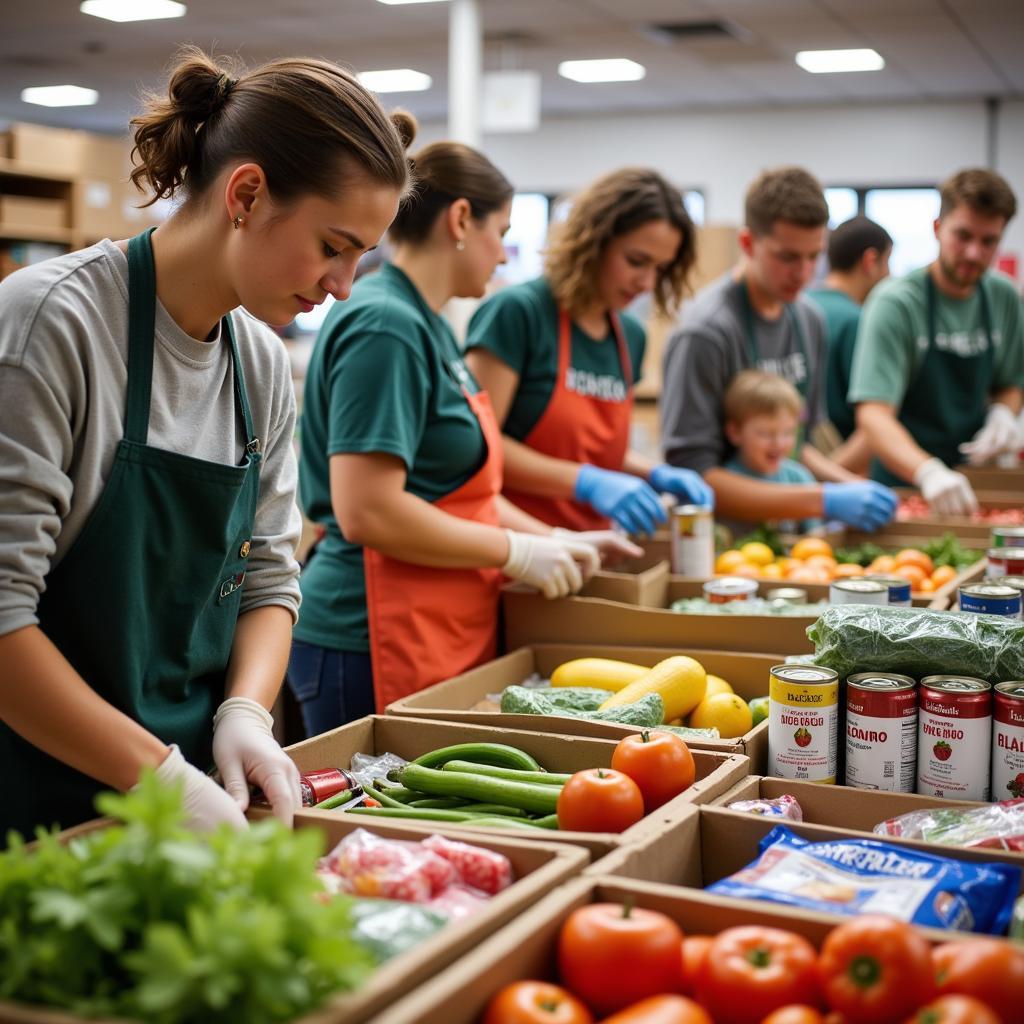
[745,166,828,236]
[544,168,696,318]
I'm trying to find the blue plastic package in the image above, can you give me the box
[707,825,1021,934]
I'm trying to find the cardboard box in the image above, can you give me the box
[0,194,68,230]
[2,122,83,172]
[964,465,1024,492]
[286,715,749,859]
[370,872,980,1024]
[580,558,668,604]
[0,815,585,1024]
[386,643,777,768]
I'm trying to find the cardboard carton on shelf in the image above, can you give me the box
[386,643,779,769]
[0,122,84,173]
[0,194,69,230]
[286,714,749,860]
[963,464,1024,491]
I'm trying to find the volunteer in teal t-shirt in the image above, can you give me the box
[849,169,1024,514]
[465,168,713,536]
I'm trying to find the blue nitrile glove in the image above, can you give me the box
[822,481,898,532]
[574,464,668,536]
[650,463,715,511]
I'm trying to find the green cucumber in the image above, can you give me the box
[441,760,571,786]
[407,798,469,809]
[399,763,559,814]
[456,803,528,817]
[529,814,559,829]
[362,784,407,809]
[373,782,419,802]
[411,743,542,772]
[462,816,550,830]
[345,806,479,822]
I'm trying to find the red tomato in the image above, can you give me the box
[902,994,1001,1024]
[557,902,684,1015]
[611,730,696,810]
[483,981,594,1024]
[556,769,645,833]
[600,994,712,1023]
[695,925,820,1024]
[680,935,713,997]
[762,1008,826,1024]
[931,939,1024,1023]
[818,915,934,1024]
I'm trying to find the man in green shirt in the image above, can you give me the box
[849,169,1024,514]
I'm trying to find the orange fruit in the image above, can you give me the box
[759,563,784,579]
[867,555,896,574]
[790,537,833,561]
[892,564,928,587]
[894,548,934,576]
[788,566,830,585]
[918,577,936,593]
[715,550,748,574]
[931,565,958,587]
[776,557,799,575]
[806,554,838,572]
[833,563,865,578]
[727,563,762,579]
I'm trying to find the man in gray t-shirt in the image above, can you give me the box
[660,166,898,533]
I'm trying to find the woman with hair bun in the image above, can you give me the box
[290,141,638,736]
[466,168,713,535]
[0,46,413,838]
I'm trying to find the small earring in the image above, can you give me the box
[232,214,244,229]
[455,239,465,251]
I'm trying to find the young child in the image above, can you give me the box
[722,369,822,534]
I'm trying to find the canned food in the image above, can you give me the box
[300,768,359,806]
[986,548,1024,579]
[996,575,1024,596]
[861,573,913,607]
[766,587,808,605]
[958,583,1022,618]
[993,681,1024,801]
[844,673,917,792]
[769,665,840,783]
[917,675,992,801]
[671,504,714,577]
[829,578,889,606]
[992,527,1024,549]
[703,576,759,604]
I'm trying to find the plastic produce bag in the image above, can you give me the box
[807,605,1024,682]
[707,825,1020,934]
[874,799,1024,851]
[348,898,448,962]
[426,883,492,921]
[727,794,803,821]
[349,752,408,791]
[421,834,513,894]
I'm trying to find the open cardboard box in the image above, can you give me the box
[579,557,668,604]
[369,871,988,1024]
[386,643,779,769]
[287,715,749,859]
[0,814,585,1024]
[964,465,1024,492]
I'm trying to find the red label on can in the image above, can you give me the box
[846,683,917,792]
[994,687,1024,800]
[300,768,355,806]
[917,684,991,800]
[848,688,917,718]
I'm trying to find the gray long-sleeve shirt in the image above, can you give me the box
[660,273,828,473]
[0,239,301,638]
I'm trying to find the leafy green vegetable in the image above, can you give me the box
[834,532,981,570]
[0,773,372,1023]
[499,685,664,727]
[658,724,721,740]
[500,686,612,714]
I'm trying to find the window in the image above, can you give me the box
[493,192,550,286]
[824,187,858,228]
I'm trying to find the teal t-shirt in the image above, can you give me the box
[465,276,645,438]
[806,287,861,439]
[723,455,822,534]
[295,263,487,652]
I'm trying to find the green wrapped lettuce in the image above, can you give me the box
[807,605,1024,682]
[500,685,664,727]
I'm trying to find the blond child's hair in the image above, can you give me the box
[723,369,803,425]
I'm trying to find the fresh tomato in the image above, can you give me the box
[902,994,1001,1024]
[762,1008,826,1024]
[931,938,1024,1023]
[695,925,820,1024]
[611,730,696,810]
[599,994,712,1023]
[482,981,593,1024]
[557,902,684,1015]
[680,935,713,997]
[556,769,645,833]
[818,915,934,1024]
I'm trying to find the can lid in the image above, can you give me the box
[847,672,917,691]
[988,548,1024,558]
[705,576,759,594]
[766,587,808,603]
[960,584,1020,599]
[995,575,1024,591]
[862,573,912,589]
[772,664,839,684]
[992,526,1024,536]
[995,680,1024,699]
[921,674,992,693]
[831,579,888,593]
[674,504,712,515]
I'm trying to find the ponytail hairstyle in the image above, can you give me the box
[545,168,696,318]
[130,46,416,208]
[388,141,513,245]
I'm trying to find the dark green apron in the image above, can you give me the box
[0,228,262,840]
[872,274,995,486]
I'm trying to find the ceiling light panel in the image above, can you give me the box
[357,69,433,93]
[795,49,884,74]
[80,0,186,21]
[21,85,99,107]
[558,59,646,84]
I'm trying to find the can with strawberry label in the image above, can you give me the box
[769,665,840,784]
[986,549,1024,579]
[916,675,992,801]
[844,673,918,792]
[993,681,1024,802]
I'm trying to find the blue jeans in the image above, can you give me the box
[285,641,375,739]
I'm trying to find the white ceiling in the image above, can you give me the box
[2,0,1022,136]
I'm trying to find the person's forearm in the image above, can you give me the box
[801,443,860,483]
[224,605,293,711]
[856,401,930,483]
[622,449,658,480]
[993,386,1023,416]
[829,429,873,476]
[501,435,580,499]
[0,624,169,792]
[496,495,555,535]
[705,466,824,521]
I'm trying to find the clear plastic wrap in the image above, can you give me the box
[349,752,408,791]
[806,605,1024,682]
[347,899,448,962]
[874,799,1024,851]
[421,834,513,894]
[727,794,803,821]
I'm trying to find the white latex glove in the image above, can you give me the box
[959,403,1022,466]
[212,696,302,827]
[149,743,248,832]
[552,527,643,568]
[913,457,979,516]
[502,529,599,597]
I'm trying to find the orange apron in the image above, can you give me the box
[363,386,504,711]
[503,309,633,530]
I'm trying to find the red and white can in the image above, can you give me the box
[916,675,992,801]
[993,681,1024,802]
[986,548,1024,579]
[299,768,359,806]
[844,673,917,792]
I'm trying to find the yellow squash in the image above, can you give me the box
[598,655,707,723]
[550,657,648,692]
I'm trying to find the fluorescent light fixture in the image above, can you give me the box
[558,58,646,83]
[795,48,884,73]
[376,0,450,5]
[357,68,432,93]
[21,85,99,107]
[81,0,185,21]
